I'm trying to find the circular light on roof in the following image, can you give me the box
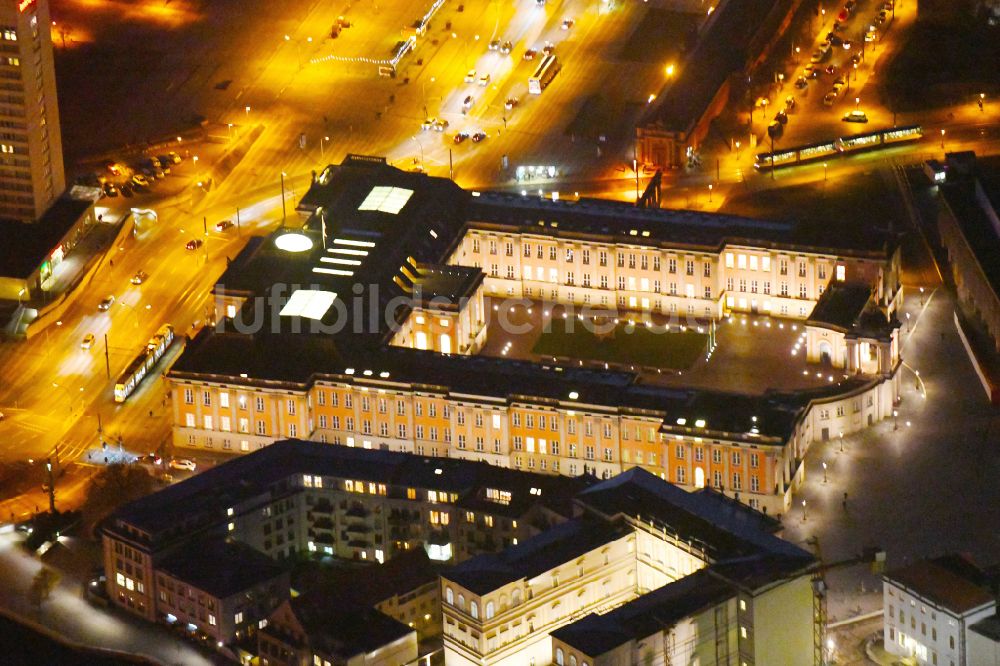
[274,232,313,253]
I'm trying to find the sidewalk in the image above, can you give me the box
[0,530,216,666]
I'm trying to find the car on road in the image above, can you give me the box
[842,110,869,123]
[505,97,519,110]
[464,69,477,83]
[562,18,574,30]
[850,53,863,65]
[774,110,788,125]
[837,8,849,21]
[832,80,846,94]
[98,295,116,311]
[130,270,148,285]
[81,333,95,350]
[825,64,837,75]
[784,95,796,111]
[432,119,449,132]
[810,51,824,64]
[131,174,150,188]
[795,76,809,89]
[185,239,203,251]
[488,39,501,51]
[865,29,877,42]
[216,219,235,231]
[826,32,843,46]
[500,40,512,54]
[543,41,555,56]
[169,458,196,471]
[471,130,488,143]
[767,121,783,138]
[103,183,119,198]
[523,48,537,61]
[876,11,887,25]
[803,64,818,77]
[823,91,838,106]
[453,131,470,144]
[478,73,491,87]
[462,95,474,111]
[421,117,438,130]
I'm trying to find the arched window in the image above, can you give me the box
[470,600,479,619]
[486,601,495,619]
[458,594,466,610]
[446,588,454,605]
[500,595,508,611]
[570,656,577,666]
[555,648,565,665]
[512,589,522,606]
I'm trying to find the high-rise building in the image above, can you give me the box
[0,0,64,223]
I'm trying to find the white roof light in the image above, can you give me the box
[695,419,706,428]
[279,289,337,320]
[274,232,313,253]
[345,368,355,375]
[434,468,443,475]
[312,267,354,276]
[319,257,362,266]
[329,248,369,256]
[333,238,377,248]
[568,391,579,400]
[676,418,687,425]
[357,186,414,215]
[379,371,390,378]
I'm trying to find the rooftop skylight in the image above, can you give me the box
[357,186,414,215]
[279,289,337,320]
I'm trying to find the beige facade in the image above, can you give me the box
[0,0,64,223]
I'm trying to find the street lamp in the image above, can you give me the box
[822,461,828,483]
[893,409,899,430]
[665,63,675,77]
[940,128,946,149]
[735,140,741,159]
[411,136,425,169]
[708,183,713,203]
[280,171,288,222]
[245,105,251,119]
[801,499,807,522]
[823,162,828,182]
[979,92,985,112]
[855,96,860,110]
[320,135,330,162]
[839,431,844,453]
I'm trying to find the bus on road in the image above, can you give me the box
[528,55,560,95]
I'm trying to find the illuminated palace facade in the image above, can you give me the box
[167,156,902,516]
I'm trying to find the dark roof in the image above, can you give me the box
[551,569,735,657]
[446,468,813,596]
[806,283,873,331]
[971,614,1000,643]
[0,193,94,279]
[285,597,413,659]
[886,554,995,615]
[157,538,286,599]
[107,439,592,541]
[552,551,815,657]
[295,548,445,609]
[412,263,484,305]
[639,0,792,135]
[576,468,809,561]
[446,517,632,595]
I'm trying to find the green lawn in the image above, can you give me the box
[531,317,708,370]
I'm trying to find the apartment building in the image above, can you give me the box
[883,554,997,666]
[441,467,818,666]
[0,0,64,223]
[102,441,593,628]
[168,156,902,515]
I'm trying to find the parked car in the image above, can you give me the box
[523,48,537,61]
[795,76,809,89]
[432,119,449,132]
[185,239,203,250]
[131,174,150,188]
[478,73,491,87]
[453,131,470,144]
[823,91,838,106]
[421,117,438,130]
[103,183,119,198]
[842,110,869,123]
[215,219,234,231]
[119,182,135,198]
[164,151,182,164]
[505,97,519,110]
[169,458,196,471]
[825,64,837,75]
[81,333,95,350]
[488,38,501,51]
[542,41,555,56]
[767,121,783,138]
[784,95,796,111]
[500,41,512,54]
[130,270,148,285]
[98,295,116,311]
[773,110,788,125]
[464,69,476,83]
[471,130,488,143]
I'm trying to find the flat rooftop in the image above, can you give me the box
[886,554,995,615]
[0,193,95,279]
